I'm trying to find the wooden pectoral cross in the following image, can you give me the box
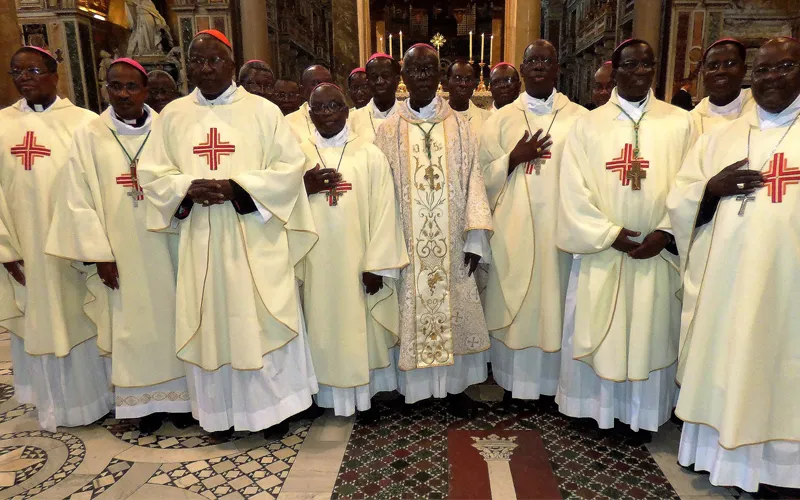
[736,193,755,216]
[627,158,647,191]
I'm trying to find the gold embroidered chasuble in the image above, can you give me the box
[0,98,98,356]
[480,93,586,351]
[667,109,800,449]
[556,91,696,381]
[374,99,493,371]
[298,134,409,388]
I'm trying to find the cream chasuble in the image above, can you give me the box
[0,184,23,336]
[668,108,800,449]
[690,88,755,135]
[350,99,398,144]
[557,90,695,381]
[299,133,409,388]
[0,98,98,355]
[286,102,315,143]
[454,101,491,137]
[45,107,185,389]
[480,93,585,351]
[138,86,318,372]
[374,98,493,372]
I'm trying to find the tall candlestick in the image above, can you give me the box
[489,35,494,65]
[379,36,383,52]
[389,33,393,58]
[399,31,403,57]
[469,31,473,60]
[480,33,485,63]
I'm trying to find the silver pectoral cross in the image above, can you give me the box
[736,193,755,216]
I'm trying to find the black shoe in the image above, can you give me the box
[293,403,326,421]
[169,413,198,430]
[756,484,800,499]
[263,421,290,441]
[138,413,166,434]
[359,407,379,425]
[447,393,477,419]
[209,428,234,443]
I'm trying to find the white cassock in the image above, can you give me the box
[299,127,409,416]
[375,98,494,402]
[138,84,319,432]
[480,92,586,399]
[667,98,800,491]
[453,100,491,137]
[556,89,696,432]
[349,98,399,143]
[689,88,755,135]
[286,102,315,143]
[45,106,190,419]
[0,98,112,431]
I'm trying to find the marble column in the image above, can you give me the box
[0,0,22,106]
[504,0,540,66]
[239,0,271,65]
[355,0,370,67]
[332,0,359,86]
[633,0,662,56]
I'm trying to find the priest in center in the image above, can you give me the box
[374,44,493,418]
[138,30,319,437]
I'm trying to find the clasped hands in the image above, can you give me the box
[612,228,670,259]
[187,179,235,206]
[508,128,553,176]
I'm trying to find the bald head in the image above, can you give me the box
[523,40,557,63]
[300,65,333,100]
[403,44,438,66]
[402,45,440,106]
[751,37,800,113]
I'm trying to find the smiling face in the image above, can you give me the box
[490,65,521,109]
[366,57,401,105]
[187,36,235,96]
[402,46,440,105]
[614,42,656,102]
[702,43,747,103]
[751,38,800,114]
[308,85,349,138]
[275,80,302,115]
[10,50,58,105]
[348,71,372,108]
[107,63,148,120]
[520,41,558,98]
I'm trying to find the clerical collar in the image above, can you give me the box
[707,91,743,117]
[21,96,59,113]
[372,99,397,119]
[522,88,556,115]
[406,97,439,120]
[196,82,237,106]
[615,90,651,122]
[110,105,153,136]
[314,124,349,148]
[757,92,800,131]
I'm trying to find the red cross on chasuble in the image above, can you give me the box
[763,153,800,203]
[525,151,552,175]
[116,162,144,202]
[10,131,51,170]
[605,143,650,189]
[326,181,352,206]
[193,128,236,170]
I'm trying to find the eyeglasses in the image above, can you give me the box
[243,82,275,92]
[188,56,227,68]
[752,61,800,77]
[274,92,297,100]
[404,66,437,79]
[309,101,347,114]
[618,60,656,72]
[450,74,475,84]
[704,59,742,71]
[523,57,554,65]
[148,88,177,97]
[107,82,144,94]
[8,67,48,79]
[491,76,518,87]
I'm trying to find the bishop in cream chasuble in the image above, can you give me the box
[286,65,334,143]
[0,47,112,431]
[447,60,491,137]
[667,37,800,492]
[349,54,402,144]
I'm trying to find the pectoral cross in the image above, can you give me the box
[525,151,552,175]
[326,181,352,206]
[424,164,441,191]
[736,193,755,216]
[627,159,647,191]
[115,160,144,207]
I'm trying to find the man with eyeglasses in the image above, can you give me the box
[146,70,180,113]
[286,65,334,142]
[556,39,695,442]
[347,68,372,110]
[138,30,320,438]
[238,59,276,102]
[350,53,401,143]
[0,46,109,432]
[488,62,521,112]
[447,60,490,136]
[274,79,302,116]
[298,83,408,420]
[373,43,493,419]
[588,61,614,110]
[690,38,755,135]
[46,58,193,434]
[667,37,800,495]
[479,40,586,406]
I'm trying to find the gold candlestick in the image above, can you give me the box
[477,61,487,92]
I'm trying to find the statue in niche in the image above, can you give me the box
[125,0,173,56]
[98,49,114,105]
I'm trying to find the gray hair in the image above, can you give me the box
[238,60,274,82]
[147,70,177,87]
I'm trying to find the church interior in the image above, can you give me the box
[0,0,799,499]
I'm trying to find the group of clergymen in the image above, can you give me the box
[1,27,799,494]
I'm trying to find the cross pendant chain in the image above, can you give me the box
[736,194,755,216]
[416,123,437,163]
[128,160,140,207]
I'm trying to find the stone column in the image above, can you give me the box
[239,0,271,65]
[504,0,540,66]
[356,0,370,66]
[633,0,662,55]
[472,435,519,500]
[0,0,22,106]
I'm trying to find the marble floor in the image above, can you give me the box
[0,331,775,500]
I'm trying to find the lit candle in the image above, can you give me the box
[480,33,485,63]
[379,36,383,52]
[489,35,494,65]
[469,31,473,60]
[389,33,393,58]
[399,31,403,57]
